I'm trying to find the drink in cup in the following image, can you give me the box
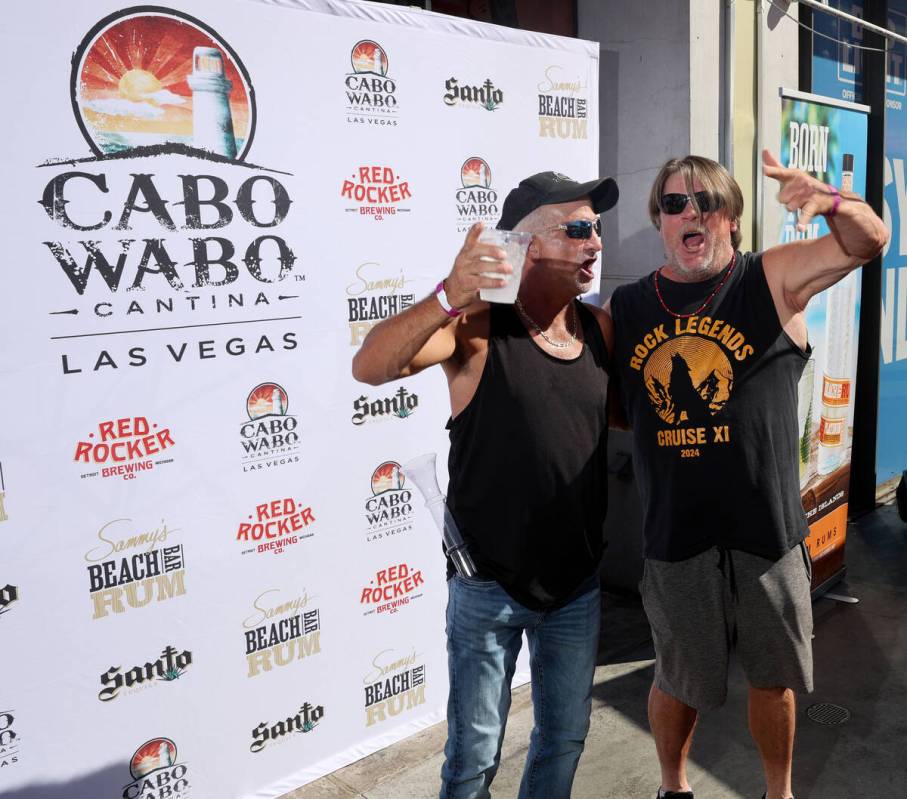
[478,228,532,303]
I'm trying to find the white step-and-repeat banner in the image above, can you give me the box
[0,1,599,796]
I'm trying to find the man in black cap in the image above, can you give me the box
[353,171,618,799]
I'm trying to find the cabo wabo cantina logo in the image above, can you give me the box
[0,710,19,771]
[239,382,300,472]
[630,317,755,458]
[537,65,588,139]
[346,262,415,347]
[345,40,399,126]
[455,157,499,232]
[0,584,19,619]
[243,588,321,678]
[75,416,175,480]
[99,645,192,702]
[360,562,424,617]
[341,166,412,220]
[251,702,324,753]
[363,647,426,727]
[85,517,186,620]
[41,9,300,377]
[122,738,189,799]
[365,462,414,542]
[235,497,315,556]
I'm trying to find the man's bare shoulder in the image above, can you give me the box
[581,301,608,320]
[443,301,491,368]
[454,301,492,339]
[580,300,614,354]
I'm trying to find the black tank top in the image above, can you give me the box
[610,251,809,561]
[446,301,610,610]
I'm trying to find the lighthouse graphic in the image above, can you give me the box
[187,46,238,158]
[73,10,255,159]
[247,383,290,420]
[158,740,172,768]
[271,386,285,415]
[352,40,388,76]
[461,158,493,189]
[129,737,178,779]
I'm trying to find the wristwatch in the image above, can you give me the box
[435,281,462,318]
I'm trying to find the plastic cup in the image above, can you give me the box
[477,228,532,303]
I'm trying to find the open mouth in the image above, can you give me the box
[579,259,596,279]
[682,231,705,251]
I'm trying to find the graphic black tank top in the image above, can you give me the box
[446,301,610,610]
[610,252,809,561]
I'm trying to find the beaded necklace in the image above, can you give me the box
[653,252,737,319]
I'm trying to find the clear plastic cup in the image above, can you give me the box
[477,228,532,303]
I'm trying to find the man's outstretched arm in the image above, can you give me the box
[762,149,889,314]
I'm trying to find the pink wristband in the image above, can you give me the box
[825,184,841,217]
[435,281,461,318]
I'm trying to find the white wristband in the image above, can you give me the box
[435,281,461,318]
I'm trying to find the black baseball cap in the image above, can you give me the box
[496,171,619,230]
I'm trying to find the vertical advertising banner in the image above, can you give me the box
[813,0,907,496]
[0,1,600,797]
[775,91,868,587]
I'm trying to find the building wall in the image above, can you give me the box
[759,0,801,250]
[578,0,694,295]
[578,0,798,292]
[732,0,758,251]
[579,0,724,294]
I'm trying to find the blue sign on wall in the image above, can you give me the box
[813,0,907,492]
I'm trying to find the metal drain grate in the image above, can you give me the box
[806,702,851,726]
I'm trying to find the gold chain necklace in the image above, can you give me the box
[514,298,577,349]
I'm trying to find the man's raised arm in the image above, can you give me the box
[762,149,889,314]
[351,223,510,385]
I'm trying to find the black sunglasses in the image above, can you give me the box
[553,218,602,239]
[660,191,720,215]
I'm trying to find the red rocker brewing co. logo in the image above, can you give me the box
[74,416,176,481]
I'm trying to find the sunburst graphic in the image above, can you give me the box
[371,461,405,495]
[351,40,388,75]
[247,383,289,420]
[130,738,177,780]
[461,158,492,188]
[73,9,253,158]
[643,336,733,425]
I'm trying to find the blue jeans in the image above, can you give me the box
[440,573,600,799]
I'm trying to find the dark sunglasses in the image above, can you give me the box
[553,218,602,239]
[660,191,720,215]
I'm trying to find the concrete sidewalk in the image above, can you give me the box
[284,504,907,798]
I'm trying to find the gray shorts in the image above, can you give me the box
[641,543,814,711]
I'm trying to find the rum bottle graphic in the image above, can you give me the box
[816,269,857,475]
[841,153,854,192]
[797,356,815,487]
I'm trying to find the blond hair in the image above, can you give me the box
[648,156,743,250]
